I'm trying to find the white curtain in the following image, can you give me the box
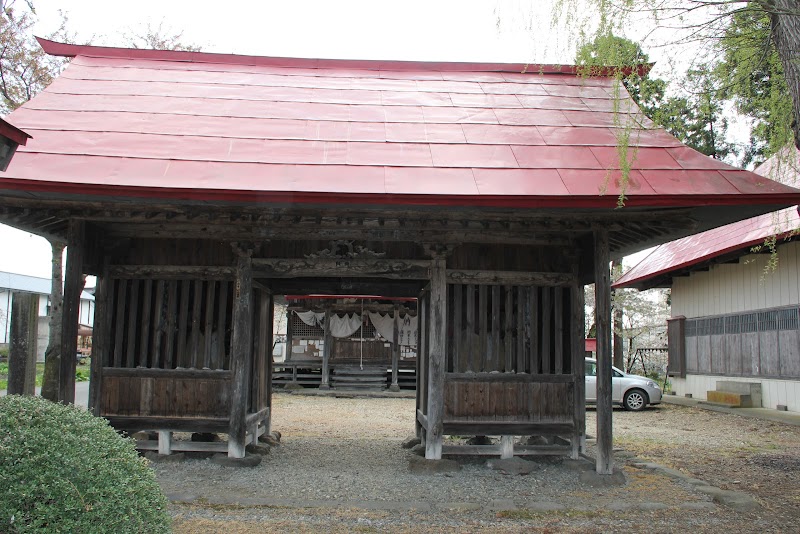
[328,313,363,338]
[368,312,418,346]
[295,310,363,338]
[294,310,324,328]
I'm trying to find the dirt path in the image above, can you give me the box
[163,394,800,533]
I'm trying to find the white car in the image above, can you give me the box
[585,358,662,411]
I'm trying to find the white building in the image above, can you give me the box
[0,271,95,360]
[615,150,800,412]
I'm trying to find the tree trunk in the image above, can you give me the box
[40,241,65,402]
[767,0,800,149]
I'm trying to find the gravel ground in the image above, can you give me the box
[156,392,800,533]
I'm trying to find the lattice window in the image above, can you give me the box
[776,307,799,330]
[290,313,324,337]
[685,320,697,337]
[709,317,725,335]
[739,312,759,334]
[758,310,778,331]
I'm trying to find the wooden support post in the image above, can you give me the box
[320,309,332,389]
[571,279,586,459]
[59,220,84,404]
[389,303,400,391]
[500,435,514,459]
[228,250,253,459]
[426,258,447,460]
[7,292,38,395]
[89,268,110,415]
[265,293,274,435]
[285,308,293,363]
[594,229,613,475]
[415,291,426,439]
[158,430,173,456]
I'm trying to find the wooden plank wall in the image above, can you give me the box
[100,370,231,418]
[444,377,574,421]
[447,284,572,375]
[682,305,800,379]
[107,277,233,370]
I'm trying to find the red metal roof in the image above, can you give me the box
[1,38,798,209]
[614,147,800,289]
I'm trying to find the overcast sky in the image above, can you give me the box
[2,0,687,276]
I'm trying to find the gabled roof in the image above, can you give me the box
[614,148,800,290]
[0,38,798,211]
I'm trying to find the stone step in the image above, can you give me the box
[706,390,752,407]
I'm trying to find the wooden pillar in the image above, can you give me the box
[415,291,426,439]
[426,258,447,460]
[500,435,514,459]
[265,293,274,435]
[229,250,253,458]
[320,308,332,389]
[89,267,110,416]
[571,279,586,459]
[389,303,400,391]
[59,220,85,404]
[7,292,39,395]
[285,308,293,363]
[594,229,613,475]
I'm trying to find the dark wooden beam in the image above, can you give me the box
[252,258,430,279]
[320,309,332,390]
[447,270,574,286]
[228,250,254,458]
[389,303,400,391]
[425,258,447,460]
[59,220,85,404]
[108,265,235,279]
[7,292,38,395]
[594,228,613,475]
[266,278,425,297]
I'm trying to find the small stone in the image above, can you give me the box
[487,499,518,511]
[694,486,760,512]
[246,443,271,455]
[211,452,263,468]
[637,502,669,511]
[408,455,462,474]
[486,457,539,476]
[524,435,553,446]
[466,435,493,445]
[402,436,422,449]
[410,444,426,456]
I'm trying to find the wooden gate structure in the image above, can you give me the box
[1,40,799,472]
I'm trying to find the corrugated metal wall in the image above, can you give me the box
[672,241,800,318]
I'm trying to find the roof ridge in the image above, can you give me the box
[36,38,652,77]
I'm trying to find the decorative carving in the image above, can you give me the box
[305,240,386,259]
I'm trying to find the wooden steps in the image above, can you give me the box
[332,366,387,391]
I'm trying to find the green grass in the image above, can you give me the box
[0,361,90,390]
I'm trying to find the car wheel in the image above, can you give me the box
[623,389,648,411]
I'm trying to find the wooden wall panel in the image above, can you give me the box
[100,372,231,418]
[443,377,573,422]
[710,335,726,374]
[779,330,800,378]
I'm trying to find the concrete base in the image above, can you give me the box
[388,384,401,392]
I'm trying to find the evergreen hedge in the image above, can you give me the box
[0,395,170,533]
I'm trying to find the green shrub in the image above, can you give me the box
[0,395,171,533]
